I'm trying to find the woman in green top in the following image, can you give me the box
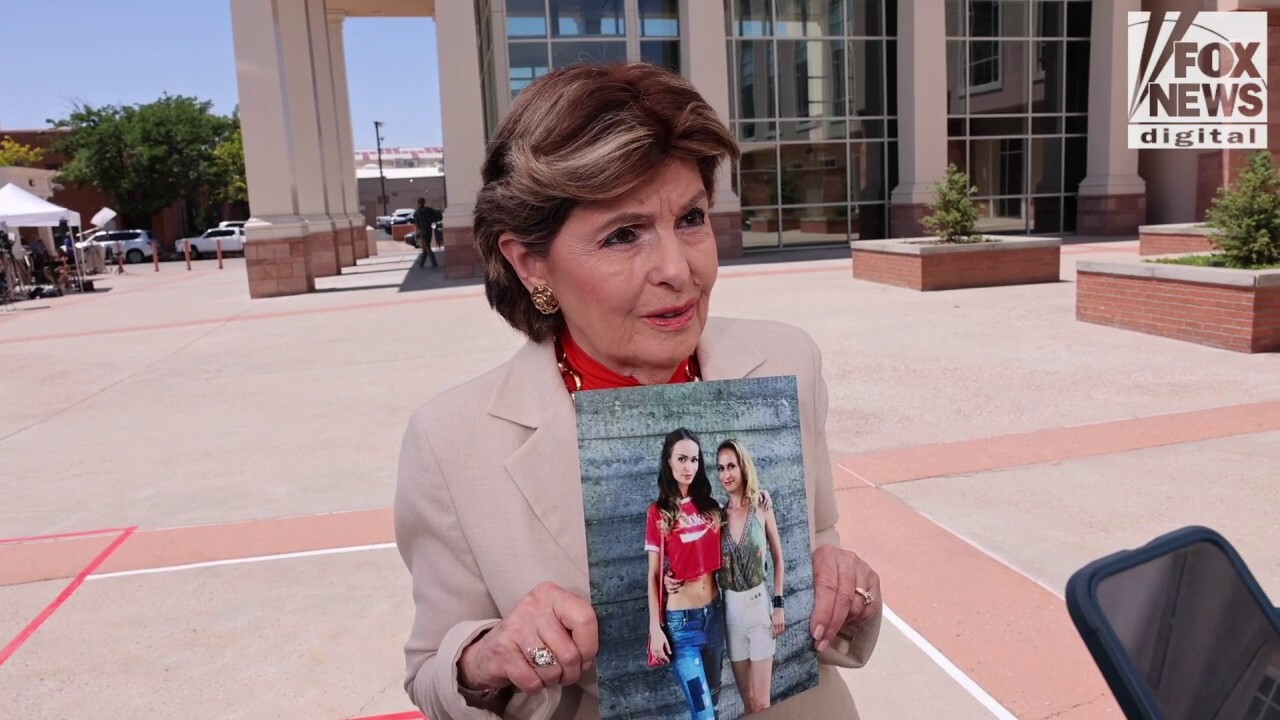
[715,439,786,713]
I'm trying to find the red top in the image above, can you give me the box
[644,498,723,581]
[560,330,698,394]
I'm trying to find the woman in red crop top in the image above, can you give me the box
[646,428,727,719]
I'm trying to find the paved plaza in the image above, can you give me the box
[1,239,1276,719]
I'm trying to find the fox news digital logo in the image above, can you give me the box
[1128,11,1268,149]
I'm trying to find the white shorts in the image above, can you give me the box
[724,584,777,662]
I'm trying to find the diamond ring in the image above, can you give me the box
[855,587,875,606]
[524,646,558,668]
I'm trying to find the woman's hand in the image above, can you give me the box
[771,608,785,638]
[809,545,880,653]
[757,489,773,510]
[457,582,599,695]
[648,624,671,665]
[663,571,684,595]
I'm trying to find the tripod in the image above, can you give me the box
[0,250,28,311]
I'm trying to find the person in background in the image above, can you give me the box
[413,197,439,268]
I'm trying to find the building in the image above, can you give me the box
[353,147,446,226]
[230,0,1280,298]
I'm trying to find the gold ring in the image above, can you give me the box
[855,587,875,606]
[524,646,558,668]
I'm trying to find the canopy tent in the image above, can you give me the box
[0,183,81,228]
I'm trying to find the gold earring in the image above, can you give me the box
[530,284,560,315]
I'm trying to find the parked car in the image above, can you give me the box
[77,230,156,264]
[375,208,415,231]
[176,227,246,259]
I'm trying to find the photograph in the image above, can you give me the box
[575,376,819,720]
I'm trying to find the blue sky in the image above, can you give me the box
[0,0,443,150]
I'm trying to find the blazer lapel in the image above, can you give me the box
[488,340,590,581]
[697,317,767,381]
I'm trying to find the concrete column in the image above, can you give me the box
[889,0,949,237]
[231,0,315,298]
[278,0,341,277]
[327,10,373,259]
[306,0,354,269]
[1076,0,1147,235]
[685,0,743,259]
[436,0,488,279]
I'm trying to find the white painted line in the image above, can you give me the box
[86,542,397,580]
[883,604,1019,720]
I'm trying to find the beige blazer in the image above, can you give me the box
[394,316,881,720]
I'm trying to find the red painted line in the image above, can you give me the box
[0,527,133,546]
[347,712,423,720]
[0,526,137,667]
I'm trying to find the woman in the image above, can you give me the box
[646,429,727,720]
[394,61,882,720]
[716,440,786,714]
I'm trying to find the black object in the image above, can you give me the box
[1066,526,1280,720]
[772,595,784,609]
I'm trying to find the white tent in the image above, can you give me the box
[0,183,81,227]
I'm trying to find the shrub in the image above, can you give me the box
[921,163,984,243]
[1205,150,1280,269]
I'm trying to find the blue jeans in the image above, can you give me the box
[665,597,726,720]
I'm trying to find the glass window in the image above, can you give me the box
[849,142,886,202]
[971,41,1031,113]
[507,0,548,37]
[780,143,848,204]
[777,0,842,37]
[1029,136,1062,194]
[777,40,845,118]
[736,40,776,119]
[1063,136,1087,192]
[736,0,774,37]
[1030,196,1062,233]
[847,40,885,117]
[947,40,968,115]
[550,0,625,36]
[739,145,780,207]
[848,0,883,36]
[1032,40,1064,114]
[1064,41,1089,112]
[969,138,1026,197]
[1036,0,1064,37]
[640,40,680,72]
[1066,1,1091,38]
[550,40,627,69]
[639,0,679,37]
[742,208,780,248]
[509,42,550,97]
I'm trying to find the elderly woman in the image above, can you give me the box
[394,62,882,720]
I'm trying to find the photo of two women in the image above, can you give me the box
[646,430,789,720]
[576,377,819,720]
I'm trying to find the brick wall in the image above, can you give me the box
[246,237,313,298]
[1138,233,1216,256]
[853,245,1060,291]
[1077,271,1280,353]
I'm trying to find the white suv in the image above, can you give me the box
[177,227,246,259]
[78,230,156,264]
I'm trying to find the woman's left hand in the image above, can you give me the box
[809,544,880,653]
[771,608,785,638]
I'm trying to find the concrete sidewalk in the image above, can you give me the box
[1,238,1275,719]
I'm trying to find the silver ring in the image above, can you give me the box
[524,646,558,668]
[855,587,875,606]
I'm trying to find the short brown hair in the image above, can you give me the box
[474,62,740,343]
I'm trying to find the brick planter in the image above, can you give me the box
[1077,260,1280,353]
[1139,223,1217,256]
[850,236,1062,291]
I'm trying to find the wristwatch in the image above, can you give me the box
[772,595,784,609]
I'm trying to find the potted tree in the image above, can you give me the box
[1077,150,1280,353]
[851,164,1062,290]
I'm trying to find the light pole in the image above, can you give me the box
[374,120,389,217]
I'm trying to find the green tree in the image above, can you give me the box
[50,95,234,228]
[212,125,247,205]
[921,163,984,243]
[1205,150,1280,268]
[0,136,45,167]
